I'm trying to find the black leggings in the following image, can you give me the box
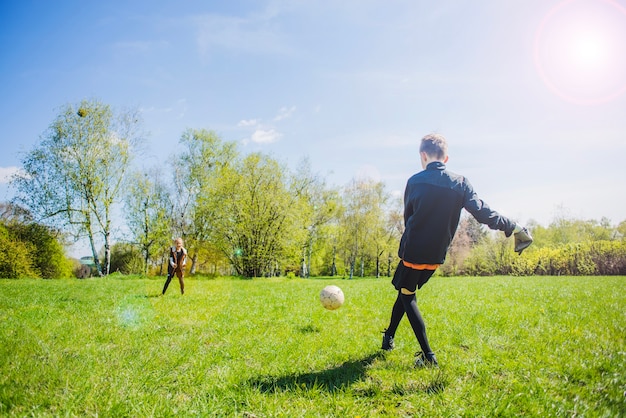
[385,291,433,354]
[162,270,184,294]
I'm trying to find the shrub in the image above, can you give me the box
[109,243,144,275]
[463,244,497,276]
[0,224,38,278]
[589,240,626,275]
[11,223,73,279]
[457,236,626,277]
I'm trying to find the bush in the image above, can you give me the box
[13,223,73,278]
[109,243,144,275]
[510,253,536,276]
[463,244,497,276]
[0,224,38,278]
[0,220,73,279]
[588,240,626,275]
[458,237,626,277]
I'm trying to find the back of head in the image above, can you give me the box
[419,133,448,160]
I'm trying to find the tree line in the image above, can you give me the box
[6,98,626,279]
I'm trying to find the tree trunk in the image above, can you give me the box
[104,226,111,276]
[87,223,103,277]
[190,253,198,274]
[143,248,149,275]
[307,240,312,278]
[376,255,380,279]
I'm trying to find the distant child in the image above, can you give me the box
[382,133,532,367]
[162,237,187,295]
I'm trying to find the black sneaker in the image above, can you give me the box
[414,351,438,368]
[381,331,395,351]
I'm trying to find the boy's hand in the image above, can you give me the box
[513,225,533,255]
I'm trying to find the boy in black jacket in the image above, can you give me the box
[382,133,532,367]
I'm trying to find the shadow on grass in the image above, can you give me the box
[390,368,448,396]
[140,294,162,299]
[249,352,384,393]
[297,324,321,334]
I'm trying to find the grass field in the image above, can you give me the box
[0,275,624,417]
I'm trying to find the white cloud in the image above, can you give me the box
[238,118,260,127]
[0,166,20,184]
[251,129,282,144]
[274,106,296,121]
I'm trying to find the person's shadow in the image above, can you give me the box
[248,352,383,393]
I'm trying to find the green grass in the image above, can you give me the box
[0,275,624,417]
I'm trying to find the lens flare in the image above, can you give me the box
[534,0,626,105]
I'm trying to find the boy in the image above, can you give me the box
[162,237,188,295]
[382,133,532,367]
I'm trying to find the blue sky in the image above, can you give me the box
[1,0,626,254]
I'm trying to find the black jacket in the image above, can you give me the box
[399,161,516,264]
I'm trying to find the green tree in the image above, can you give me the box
[290,159,339,277]
[384,196,404,277]
[617,219,626,240]
[12,99,142,275]
[204,153,304,277]
[124,169,172,274]
[173,129,238,274]
[339,178,391,278]
[365,182,396,278]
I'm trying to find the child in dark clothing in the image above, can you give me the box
[382,133,533,367]
[162,237,187,295]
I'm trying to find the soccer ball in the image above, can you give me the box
[320,285,344,310]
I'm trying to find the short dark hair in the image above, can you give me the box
[419,133,448,160]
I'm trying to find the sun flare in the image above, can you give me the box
[534,0,626,105]
[570,32,607,66]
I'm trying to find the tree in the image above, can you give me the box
[290,159,339,277]
[204,153,304,277]
[382,196,404,276]
[617,220,626,240]
[339,178,390,278]
[173,129,238,274]
[370,185,397,278]
[12,99,142,276]
[124,169,172,275]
